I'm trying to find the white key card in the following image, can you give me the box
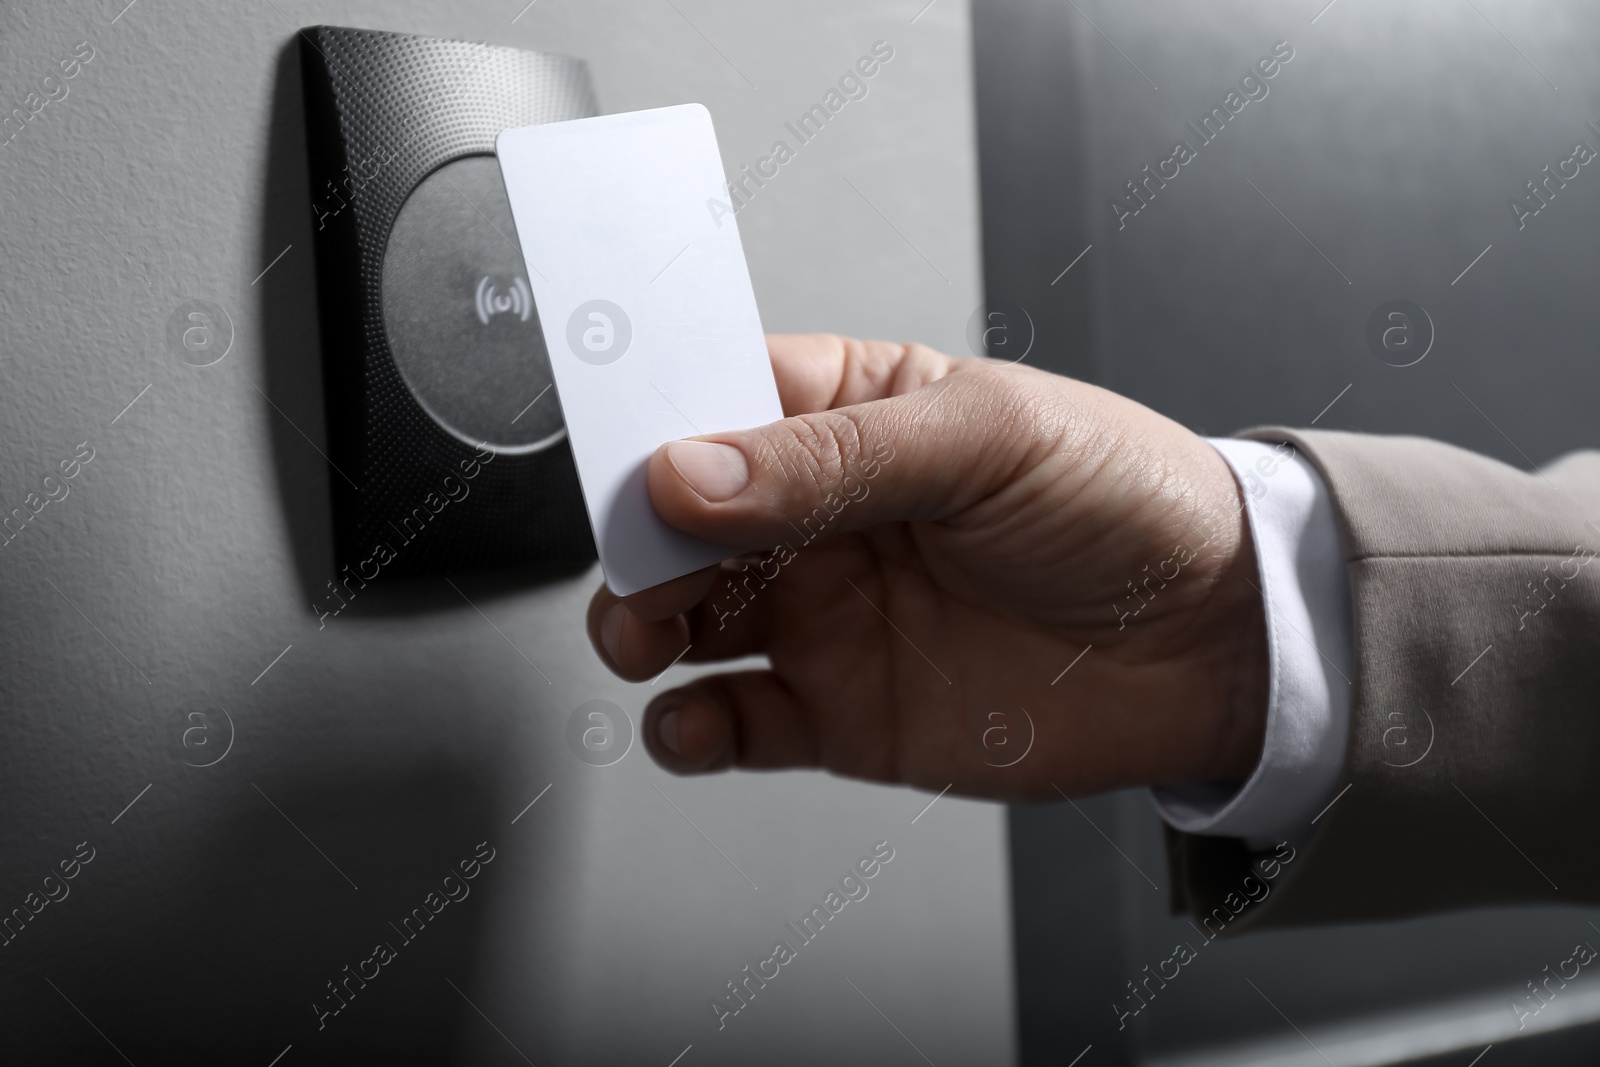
[496,104,783,596]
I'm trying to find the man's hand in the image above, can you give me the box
[585,334,1267,802]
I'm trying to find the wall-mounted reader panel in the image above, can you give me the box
[300,25,597,577]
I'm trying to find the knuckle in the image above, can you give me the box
[949,363,1080,466]
[901,340,952,371]
[890,341,950,393]
[767,410,865,493]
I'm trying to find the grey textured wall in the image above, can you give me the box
[0,2,1013,1064]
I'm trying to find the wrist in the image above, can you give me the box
[1179,452,1271,787]
[1201,535,1270,784]
[1090,439,1271,794]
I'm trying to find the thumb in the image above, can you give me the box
[646,364,1070,549]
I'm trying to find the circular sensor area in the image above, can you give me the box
[382,154,564,453]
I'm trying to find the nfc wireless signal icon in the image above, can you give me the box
[475,275,533,326]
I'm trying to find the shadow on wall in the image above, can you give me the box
[258,39,338,609]
[256,39,593,621]
[3,753,516,1063]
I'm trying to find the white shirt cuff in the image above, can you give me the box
[1150,438,1353,841]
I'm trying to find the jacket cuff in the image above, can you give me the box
[1170,428,1600,929]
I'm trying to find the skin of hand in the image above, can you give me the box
[585,334,1268,803]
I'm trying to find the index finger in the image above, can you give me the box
[766,333,957,416]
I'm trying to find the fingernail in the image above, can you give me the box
[656,705,682,757]
[600,604,626,663]
[665,440,748,502]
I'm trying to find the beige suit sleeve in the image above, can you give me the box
[1169,428,1600,930]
